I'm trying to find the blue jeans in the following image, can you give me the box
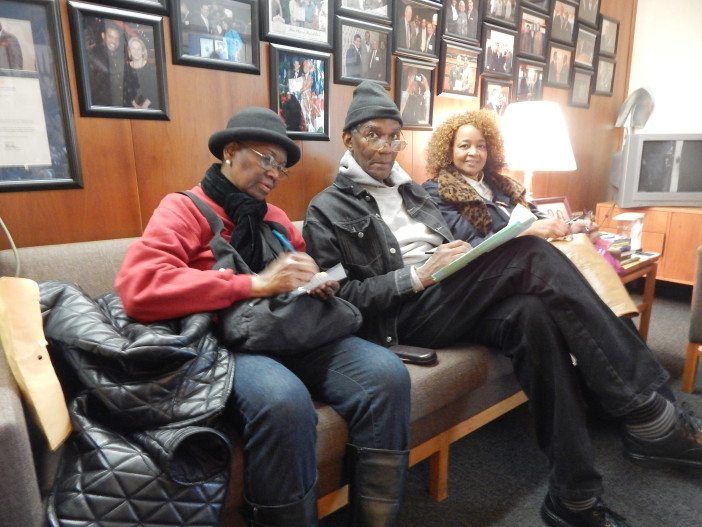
[228,335,411,507]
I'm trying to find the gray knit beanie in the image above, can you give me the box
[343,80,403,131]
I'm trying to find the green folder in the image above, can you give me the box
[432,204,538,282]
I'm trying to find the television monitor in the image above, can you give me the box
[611,133,702,208]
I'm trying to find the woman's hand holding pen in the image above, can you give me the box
[416,240,472,288]
[250,253,319,297]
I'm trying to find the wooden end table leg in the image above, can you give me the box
[637,262,657,341]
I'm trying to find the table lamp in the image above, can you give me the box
[500,101,577,201]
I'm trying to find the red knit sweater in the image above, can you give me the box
[115,185,305,322]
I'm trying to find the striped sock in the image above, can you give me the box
[558,496,598,512]
[624,393,677,440]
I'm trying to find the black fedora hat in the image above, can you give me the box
[208,107,301,167]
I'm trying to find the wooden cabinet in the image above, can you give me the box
[595,202,702,285]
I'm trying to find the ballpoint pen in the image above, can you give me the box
[272,229,296,253]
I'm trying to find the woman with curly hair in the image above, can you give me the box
[423,109,595,245]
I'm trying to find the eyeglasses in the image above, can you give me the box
[246,146,290,178]
[353,128,407,152]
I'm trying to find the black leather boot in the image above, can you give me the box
[243,482,318,527]
[346,444,409,527]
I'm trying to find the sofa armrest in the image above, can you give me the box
[0,344,44,527]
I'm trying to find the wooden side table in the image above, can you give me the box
[619,254,660,341]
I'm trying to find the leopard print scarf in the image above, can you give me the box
[435,168,528,236]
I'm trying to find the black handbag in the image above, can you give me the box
[181,191,362,354]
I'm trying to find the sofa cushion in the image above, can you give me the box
[0,238,138,298]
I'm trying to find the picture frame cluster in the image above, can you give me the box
[2,0,622,192]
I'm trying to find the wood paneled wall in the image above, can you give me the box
[0,0,636,249]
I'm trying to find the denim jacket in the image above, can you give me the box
[303,171,453,346]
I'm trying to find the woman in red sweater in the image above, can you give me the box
[116,108,410,527]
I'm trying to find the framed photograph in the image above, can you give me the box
[395,56,436,130]
[521,0,551,13]
[443,0,482,45]
[481,22,516,78]
[532,196,572,220]
[480,76,512,117]
[574,25,597,69]
[269,43,330,140]
[438,39,480,97]
[545,41,572,88]
[103,0,168,15]
[261,0,332,51]
[335,16,391,87]
[483,0,518,28]
[550,0,576,45]
[577,0,599,28]
[570,66,593,108]
[68,1,169,120]
[170,0,260,74]
[517,7,549,61]
[0,0,82,192]
[599,15,618,57]
[594,55,615,96]
[335,0,392,25]
[393,0,442,60]
[514,58,544,101]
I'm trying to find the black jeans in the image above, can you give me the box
[397,236,668,500]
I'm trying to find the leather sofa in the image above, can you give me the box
[0,234,525,526]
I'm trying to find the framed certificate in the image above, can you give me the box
[0,0,82,192]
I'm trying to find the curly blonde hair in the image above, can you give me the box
[425,110,505,179]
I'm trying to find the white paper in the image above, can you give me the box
[0,76,51,167]
[299,262,347,293]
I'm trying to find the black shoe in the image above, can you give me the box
[622,403,702,468]
[541,494,632,527]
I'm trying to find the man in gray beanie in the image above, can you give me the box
[303,81,701,527]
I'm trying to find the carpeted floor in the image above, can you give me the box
[320,282,702,526]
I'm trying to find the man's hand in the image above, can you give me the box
[250,253,319,297]
[571,219,600,242]
[416,240,471,288]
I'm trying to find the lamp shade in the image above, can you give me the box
[500,101,577,172]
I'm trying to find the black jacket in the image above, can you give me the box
[303,172,452,346]
[40,281,235,527]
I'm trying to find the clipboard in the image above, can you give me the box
[432,203,537,282]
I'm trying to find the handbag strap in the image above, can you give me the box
[178,191,253,274]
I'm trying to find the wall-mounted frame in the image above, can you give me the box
[521,0,551,14]
[334,15,391,87]
[576,0,599,29]
[482,0,517,29]
[393,0,442,60]
[170,0,260,74]
[516,7,549,61]
[261,0,332,51]
[438,38,480,97]
[570,66,593,108]
[103,0,168,15]
[68,1,169,120]
[442,0,482,45]
[481,22,516,78]
[514,57,544,101]
[599,15,618,57]
[532,196,572,220]
[480,76,512,117]
[0,0,82,192]
[545,41,572,88]
[269,43,330,140]
[335,0,392,25]
[550,0,577,45]
[574,24,597,69]
[395,56,436,130]
[594,55,615,96]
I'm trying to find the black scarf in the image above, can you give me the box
[201,163,268,272]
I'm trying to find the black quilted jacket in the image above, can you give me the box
[39,281,236,527]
